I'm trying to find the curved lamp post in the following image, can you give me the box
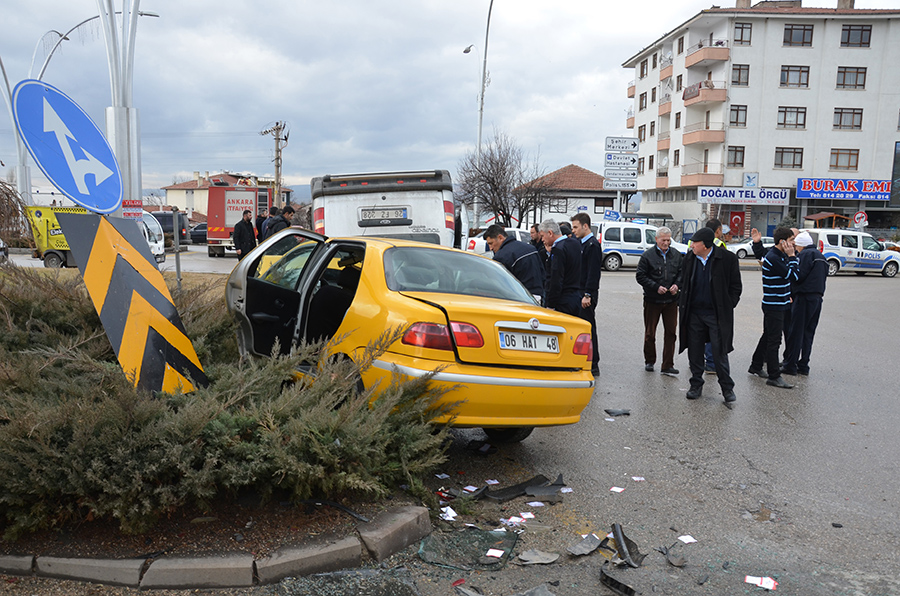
[464,0,494,226]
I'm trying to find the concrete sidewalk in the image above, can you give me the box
[0,506,430,590]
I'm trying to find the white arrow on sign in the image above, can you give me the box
[43,97,114,195]
[605,136,640,152]
[605,169,638,179]
[603,179,638,190]
[605,153,638,167]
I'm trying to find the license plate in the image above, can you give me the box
[498,331,559,353]
[361,207,408,220]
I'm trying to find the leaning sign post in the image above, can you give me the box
[12,79,206,394]
[604,136,639,212]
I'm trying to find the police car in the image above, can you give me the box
[599,222,688,271]
[805,228,900,277]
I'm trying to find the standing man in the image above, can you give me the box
[636,226,683,376]
[702,218,728,374]
[267,205,295,235]
[232,209,256,261]
[748,226,799,389]
[570,213,602,376]
[260,206,280,241]
[678,227,742,407]
[255,209,268,241]
[539,219,582,316]
[782,231,827,376]
[483,224,545,304]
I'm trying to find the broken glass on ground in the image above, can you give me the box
[599,562,640,596]
[514,549,560,565]
[567,533,603,556]
[509,585,557,596]
[486,475,551,503]
[419,527,519,571]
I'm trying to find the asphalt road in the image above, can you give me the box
[8,244,241,275]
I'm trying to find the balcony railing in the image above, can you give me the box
[682,162,723,175]
[684,121,725,133]
[686,39,728,55]
[682,80,727,105]
[660,55,673,69]
[685,40,730,69]
[658,130,670,140]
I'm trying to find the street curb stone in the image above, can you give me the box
[356,505,431,563]
[140,554,254,589]
[256,535,362,584]
[0,555,34,575]
[35,556,143,587]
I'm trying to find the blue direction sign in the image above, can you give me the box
[12,79,122,214]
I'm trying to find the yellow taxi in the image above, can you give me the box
[225,228,595,442]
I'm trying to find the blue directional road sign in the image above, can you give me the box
[12,79,122,214]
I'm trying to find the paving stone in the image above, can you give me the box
[0,555,34,575]
[256,535,362,584]
[140,554,254,589]
[356,505,431,562]
[35,557,143,586]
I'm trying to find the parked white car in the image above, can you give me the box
[466,227,533,256]
[727,236,774,259]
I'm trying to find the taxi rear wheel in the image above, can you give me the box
[883,261,899,278]
[483,426,534,443]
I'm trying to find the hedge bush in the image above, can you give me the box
[0,267,450,539]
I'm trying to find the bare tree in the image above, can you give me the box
[455,130,556,228]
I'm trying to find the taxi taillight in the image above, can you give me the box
[573,333,593,361]
[402,322,483,350]
[450,322,484,348]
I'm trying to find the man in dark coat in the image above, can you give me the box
[232,209,256,260]
[782,230,827,376]
[539,219,582,316]
[260,206,280,241]
[636,225,683,376]
[570,213,602,375]
[267,205,295,235]
[483,224,545,303]
[678,226,742,407]
[255,209,268,241]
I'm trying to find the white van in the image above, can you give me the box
[599,222,688,271]
[309,170,467,248]
[804,228,899,277]
[141,212,166,264]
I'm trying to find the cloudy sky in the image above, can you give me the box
[1,0,895,200]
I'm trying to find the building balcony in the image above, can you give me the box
[659,94,672,115]
[685,40,729,69]
[657,135,670,151]
[627,80,635,98]
[626,107,634,129]
[680,162,723,187]
[682,121,725,145]
[682,80,726,106]
[656,171,669,189]
[660,65,673,80]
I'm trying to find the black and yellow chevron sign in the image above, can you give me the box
[56,212,208,394]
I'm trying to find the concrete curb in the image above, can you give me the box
[0,505,431,590]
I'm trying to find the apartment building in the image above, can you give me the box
[623,0,900,237]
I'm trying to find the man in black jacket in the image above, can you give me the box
[636,225,683,376]
[571,213,602,375]
[678,226,742,407]
[539,219,582,316]
[232,209,256,260]
[255,209,268,241]
[267,205,295,235]
[782,230,827,376]
[483,225,544,303]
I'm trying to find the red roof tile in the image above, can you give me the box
[532,164,605,191]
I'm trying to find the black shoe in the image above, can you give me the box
[591,367,600,377]
[798,370,809,376]
[722,389,736,408]
[645,363,654,372]
[686,387,702,400]
[748,367,767,378]
[766,376,793,389]
[781,366,798,376]
[661,367,679,376]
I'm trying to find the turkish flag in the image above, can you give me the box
[730,211,745,235]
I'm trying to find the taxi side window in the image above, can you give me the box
[841,235,858,249]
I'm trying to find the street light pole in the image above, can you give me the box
[463,0,494,228]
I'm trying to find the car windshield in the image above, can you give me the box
[383,247,535,302]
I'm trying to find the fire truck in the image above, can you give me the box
[206,182,272,257]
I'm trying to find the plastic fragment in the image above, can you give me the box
[567,533,602,556]
[604,408,631,417]
[515,549,560,565]
[611,523,647,568]
[599,563,641,596]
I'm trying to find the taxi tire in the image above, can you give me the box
[883,261,899,278]
[43,252,63,268]
[483,426,534,444]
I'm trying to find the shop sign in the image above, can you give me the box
[796,178,891,201]
[698,187,789,205]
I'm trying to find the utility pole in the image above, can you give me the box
[260,121,288,208]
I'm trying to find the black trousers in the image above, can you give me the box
[750,309,786,380]
[579,298,599,370]
[687,311,734,393]
[784,294,823,374]
[643,300,677,370]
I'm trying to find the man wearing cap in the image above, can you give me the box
[678,226,743,407]
[782,231,827,376]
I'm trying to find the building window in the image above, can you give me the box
[651,87,657,103]
[729,104,748,127]
[830,148,859,170]
[775,147,804,169]
[675,112,681,129]
[639,92,648,111]
[650,121,656,137]
[649,155,655,170]
[676,74,683,91]
[841,24,871,47]
[836,66,866,89]
[549,198,567,213]
[640,59,648,79]
[673,149,680,166]
[727,146,745,168]
[780,65,810,88]
[677,36,684,54]
[734,22,752,46]
[777,106,807,129]
[638,125,646,142]
[833,108,863,129]
[638,157,645,175]
[732,64,750,86]
[783,24,814,47]
[652,53,658,69]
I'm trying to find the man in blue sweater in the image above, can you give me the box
[748,226,799,388]
[781,231,827,376]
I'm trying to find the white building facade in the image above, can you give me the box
[623,0,900,238]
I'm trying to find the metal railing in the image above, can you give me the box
[684,121,725,133]
[658,130,671,140]
[682,162,723,175]
[686,39,729,55]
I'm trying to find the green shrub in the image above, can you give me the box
[0,266,450,539]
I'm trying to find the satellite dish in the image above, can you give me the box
[661,157,669,167]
